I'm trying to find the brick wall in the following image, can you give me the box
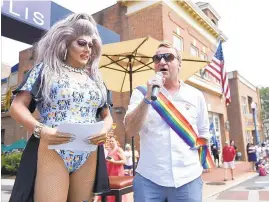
[93,3,129,41]
[161,5,215,55]
[18,47,34,84]
[227,71,264,160]
[227,76,246,160]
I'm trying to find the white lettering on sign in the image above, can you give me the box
[33,12,44,26]
[9,0,20,17]
[4,0,45,27]
[25,7,28,20]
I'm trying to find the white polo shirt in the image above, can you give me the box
[124,82,211,188]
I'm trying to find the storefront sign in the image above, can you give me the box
[1,0,51,30]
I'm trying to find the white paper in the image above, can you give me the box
[48,121,104,151]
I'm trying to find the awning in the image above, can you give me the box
[2,139,27,152]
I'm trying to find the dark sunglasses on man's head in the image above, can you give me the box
[152,53,178,64]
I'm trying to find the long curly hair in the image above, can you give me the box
[33,13,107,103]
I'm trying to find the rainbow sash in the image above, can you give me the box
[136,86,215,169]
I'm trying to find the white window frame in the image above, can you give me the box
[173,34,183,52]
[190,45,199,57]
[241,96,247,115]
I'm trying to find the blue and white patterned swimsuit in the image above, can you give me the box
[20,63,103,173]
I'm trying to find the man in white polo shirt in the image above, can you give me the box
[124,41,211,202]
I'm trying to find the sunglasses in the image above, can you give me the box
[152,53,178,64]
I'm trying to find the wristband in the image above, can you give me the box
[143,97,152,104]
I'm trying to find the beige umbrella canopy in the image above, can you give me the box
[99,36,208,94]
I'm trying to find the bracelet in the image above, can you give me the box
[33,123,44,139]
[143,97,151,105]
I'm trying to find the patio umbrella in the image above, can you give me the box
[99,36,209,175]
[99,36,208,95]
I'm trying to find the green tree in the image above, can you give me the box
[260,87,269,121]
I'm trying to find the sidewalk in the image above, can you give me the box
[202,161,258,199]
[1,161,258,201]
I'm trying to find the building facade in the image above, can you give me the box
[1,48,39,144]
[227,71,264,161]
[92,0,230,153]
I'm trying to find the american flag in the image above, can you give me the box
[205,41,231,105]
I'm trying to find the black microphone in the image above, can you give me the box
[151,72,163,101]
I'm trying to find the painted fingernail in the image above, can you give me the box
[68,138,75,142]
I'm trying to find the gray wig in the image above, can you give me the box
[34,13,107,104]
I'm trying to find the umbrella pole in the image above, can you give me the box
[132,136,135,176]
[128,57,136,176]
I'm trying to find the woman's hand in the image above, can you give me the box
[40,126,74,145]
[106,156,115,163]
[88,132,107,145]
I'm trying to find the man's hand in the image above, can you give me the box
[145,73,165,100]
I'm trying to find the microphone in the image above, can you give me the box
[151,72,163,101]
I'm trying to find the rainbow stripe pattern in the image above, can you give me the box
[137,86,215,169]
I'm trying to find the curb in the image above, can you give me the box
[1,179,15,192]
[203,173,259,199]
[1,185,13,191]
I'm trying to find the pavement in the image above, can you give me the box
[204,175,269,202]
[202,161,259,199]
[1,161,260,202]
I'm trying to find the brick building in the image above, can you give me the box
[227,71,264,161]
[3,1,252,162]
[1,48,39,145]
[92,0,230,153]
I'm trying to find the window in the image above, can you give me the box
[214,116,219,132]
[241,96,247,115]
[200,53,207,61]
[190,45,198,57]
[9,73,18,87]
[173,35,183,51]
[1,83,8,95]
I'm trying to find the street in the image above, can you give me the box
[204,175,269,202]
[2,175,268,202]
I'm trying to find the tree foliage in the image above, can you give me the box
[260,87,269,122]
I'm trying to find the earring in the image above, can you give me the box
[64,49,67,61]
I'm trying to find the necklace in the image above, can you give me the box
[63,64,87,75]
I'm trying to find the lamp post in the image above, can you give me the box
[251,102,260,144]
